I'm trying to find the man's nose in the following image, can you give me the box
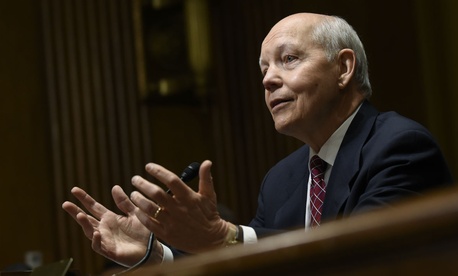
[262,68,282,92]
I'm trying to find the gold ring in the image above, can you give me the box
[153,206,162,219]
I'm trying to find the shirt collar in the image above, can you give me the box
[309,104,362,167]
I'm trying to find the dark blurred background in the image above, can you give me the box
[1,0,457,274]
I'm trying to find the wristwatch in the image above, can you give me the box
[225,224,244,246]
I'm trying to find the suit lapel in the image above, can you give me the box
[274,146,310,228]
[322,101,379,221]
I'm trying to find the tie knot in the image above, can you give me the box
[310,155,327,173]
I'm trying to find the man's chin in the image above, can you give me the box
[274,123,292,136]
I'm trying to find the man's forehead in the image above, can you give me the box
[263,26,300,43]
[260,28,308,57]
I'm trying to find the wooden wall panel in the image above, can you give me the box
[41,0,153,272]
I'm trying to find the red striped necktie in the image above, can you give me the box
[310,155,327,227]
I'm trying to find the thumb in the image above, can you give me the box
[198,160,216,198]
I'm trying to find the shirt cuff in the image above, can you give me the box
[159,226,256,262]
[240,225,257,244]
[160,242,174,262]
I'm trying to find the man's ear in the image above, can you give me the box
[337,49,356,89]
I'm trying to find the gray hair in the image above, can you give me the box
[311,16,372,98]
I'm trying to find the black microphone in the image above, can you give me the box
[167,162,200,194]
[179,162,201,182]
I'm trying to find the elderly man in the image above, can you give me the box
[63,13,453,268]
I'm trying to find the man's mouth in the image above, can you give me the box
[270,98,293,111]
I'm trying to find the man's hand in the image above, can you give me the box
[62,186,162,266]
[130,160,231,253]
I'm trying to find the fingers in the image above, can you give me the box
[130,190,165,221]
[111,185,137,215]
[131,176,170,207]
[129,177,171,239]
[144,163,194,199]
[130,174,172,225]
[198,160,216,198]
[130,194,166,241]
[62,200,83,221]
[63,187,115,242]
[70,187,109,220]
[131,160,216,218]
[133,204,165,236]
[62,200,97,240]
[76,212,97,240]
[129,175,172,236]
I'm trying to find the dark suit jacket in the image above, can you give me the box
[249,100,454,237]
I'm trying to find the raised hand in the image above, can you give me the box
[62,185,162,266]
[130,160,231,253]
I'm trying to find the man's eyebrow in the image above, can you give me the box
[259,43,289,66]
